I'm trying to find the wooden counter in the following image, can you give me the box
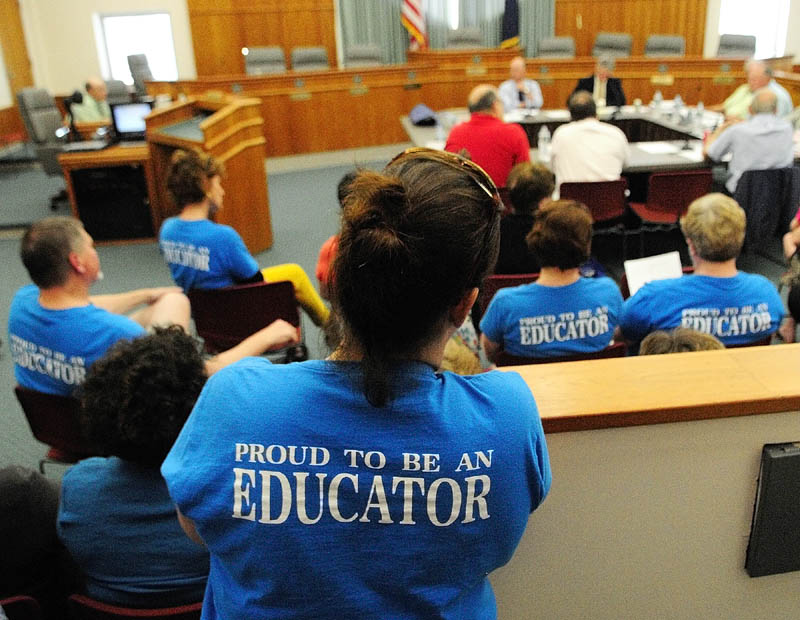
[503,344,800,433]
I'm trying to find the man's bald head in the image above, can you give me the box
[509,56,526,81]
[746,60,771,91]
[468,84,501,116]
[750,88,778,115]
[85,76,107,102]
[568,90,597,121]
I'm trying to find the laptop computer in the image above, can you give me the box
[110,101,153,145]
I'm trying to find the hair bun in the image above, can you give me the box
[343,171,407,233]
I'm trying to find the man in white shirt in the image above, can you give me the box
[550,90,629,189]
[498,56,543,113]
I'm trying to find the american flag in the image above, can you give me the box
[401,0,427,51]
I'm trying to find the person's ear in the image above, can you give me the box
[68,251,85,274]
[450,287,479,327]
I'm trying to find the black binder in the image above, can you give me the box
[745,442,800,577]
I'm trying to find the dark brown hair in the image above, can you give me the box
[332,156,500,406]
[21,216,86,288]
[526,200,592,269]
[166,149,224,209]
[507,162,555,215]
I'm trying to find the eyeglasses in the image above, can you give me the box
[386,147,502,211]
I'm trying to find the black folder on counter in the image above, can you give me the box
[745,442,800,577]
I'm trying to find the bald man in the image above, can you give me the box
[444,84,530,187]
[70,76,111,122]
[499,56,543,113]
[704,88,793,193]
[711,60,793,120]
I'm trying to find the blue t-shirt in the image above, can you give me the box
[159,218,259,291]
[8,285,144,396]
[480,277,623,357]
[162,359,551,620]
[620,272,784,346]
[57,457,209,606]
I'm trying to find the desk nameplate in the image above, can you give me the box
[289,91,312,101]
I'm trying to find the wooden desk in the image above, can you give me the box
[58,145,160,243]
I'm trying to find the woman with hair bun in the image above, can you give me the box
[162,148,551,619]
[481,200,623,360]
[159,149,329,325]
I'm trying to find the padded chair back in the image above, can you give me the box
[447,27,483,48]
[344,44,383,68]
[717,34,756,57]
[560,178,628,223]
[290,46,330,71]
[105,80,131,105]
[644,35,685,57]
[14,385,94,472]
[245,46,287,75]
[537,36,575,58]
[127,54,153,97]
[734,167,800,257]
[646,170,712,220]
[0,595,43,620]
[68,594,202,619]
[494,341,627,366]
[188,281,301,353]
[475,273,539,324]
[592,32,632,57]
[16,88,62,145]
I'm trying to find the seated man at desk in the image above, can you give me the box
[570,56,626,108]
[703,88,794,194]
[499,56,543,113]
[550,90,629,189]
[710,60,792,120]
[69,76,111,123]
[445,84,530,187]
[620,193,783,348]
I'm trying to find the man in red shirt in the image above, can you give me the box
[445,84,530,188]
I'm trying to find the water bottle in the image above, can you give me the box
[537,125,551,161]
[674,94,683,108]
[652,90,663,112]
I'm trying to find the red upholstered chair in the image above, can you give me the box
[0,595,43,620]
[67,595,201,620]
[559,178,634,260]
[13,385,95,474]
[629,170,712,255]
[494,341,627,366]
[474,273,539,325]
[188,281,306,362]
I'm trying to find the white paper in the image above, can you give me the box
[636,142,680,154]
[543,109,571,120]
[424,140,446,151]
[623,251,683,297]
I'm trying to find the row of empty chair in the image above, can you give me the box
[245,45,384,74]
[538,33,756,59]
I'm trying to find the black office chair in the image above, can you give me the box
[16,87,69,209]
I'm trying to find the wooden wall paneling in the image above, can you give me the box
[555,0,706,58]
[0,0,34,94]
[0,104,24,143]
[146,58,748,157]
[189,13,244,76]
[187,0,336,77]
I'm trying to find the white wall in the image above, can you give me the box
[704,0,800,60]
[490,409,800,619]
[18,0,196,94]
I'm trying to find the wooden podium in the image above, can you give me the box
[146,96,273,253]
